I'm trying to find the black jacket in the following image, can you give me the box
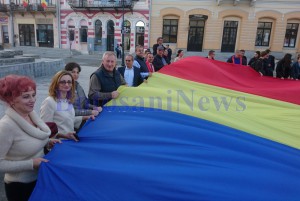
[276,60,291,78]
[153,55,166,71]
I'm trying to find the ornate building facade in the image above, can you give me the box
[150,0,300,57]
[0,0,57,48]
[60,0,149,53]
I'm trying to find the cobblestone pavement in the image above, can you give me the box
[0,54,101,201]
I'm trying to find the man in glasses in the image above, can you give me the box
[133,45,151,79]
[118,54,144,87]
[88,51,126,106]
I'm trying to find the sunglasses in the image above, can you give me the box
[126,60,132,62]
[59,80,72,85]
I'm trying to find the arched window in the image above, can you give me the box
[80,20,88,43]
[123,20,131,50]
[67,19,75,41]
[107,20,115,51]
[135,21,145,46]
[95,20,102,44]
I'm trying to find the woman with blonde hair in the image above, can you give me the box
[0,75,60,201]
[40,71,93,141]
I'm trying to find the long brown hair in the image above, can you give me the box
[48,71,75,103]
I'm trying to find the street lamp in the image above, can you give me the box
[9,2,16,47]
[120,0,125,66]
[108,0,138,66]
[109,0,125,66]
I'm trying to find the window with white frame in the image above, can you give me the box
[255,22,272,46]
[284,23,299,48]
[162,19,178,43]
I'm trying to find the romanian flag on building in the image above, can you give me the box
[41,0,48,8]
[22,0,28,7]
[30,57,300,201]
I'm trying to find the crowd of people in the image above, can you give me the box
[226,49,300,79]
[0,36,300,201]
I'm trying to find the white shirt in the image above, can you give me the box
[124,66,134,87]
[40,97,82,135]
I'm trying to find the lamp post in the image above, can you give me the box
[9,2,16,47]
[121,0,125,66]
[109,0,125,66]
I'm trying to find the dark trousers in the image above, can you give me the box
[5,180,36,201]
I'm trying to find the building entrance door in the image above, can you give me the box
[187,15,206,52]
[221,21,238,52]
[19,24,35,46]
[37,24,54,47]
[107,20,115,51]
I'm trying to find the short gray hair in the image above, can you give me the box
[102,51,117,60]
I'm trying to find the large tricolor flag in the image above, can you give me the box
[30,57,300,201]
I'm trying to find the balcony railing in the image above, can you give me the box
[68,0,136,9]
[0,1,56,13]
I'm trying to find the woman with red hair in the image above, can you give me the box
[0,75,60,201]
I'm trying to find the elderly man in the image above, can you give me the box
[153,45,168,71]
[118,54,143,87]
[88,51,126,106]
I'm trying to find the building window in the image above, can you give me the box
[162,19,178,43]
[284,23,299,48]
[94,20,102,44]
[68,26,75,41]
[2,25,9,43]
[80,26,88,42]
[255,22,272,46]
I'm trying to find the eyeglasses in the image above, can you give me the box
[125,60,132,62]
[59,80,72,85]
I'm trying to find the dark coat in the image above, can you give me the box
[134,55,149,73]
[266,55,275,70]
[291,62,300,79]
[91,66,122,106]
[276,60,291,78]
[153,55,166,71]
[252,58,266,75]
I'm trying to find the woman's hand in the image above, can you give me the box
[82,115,95,121]
[33,158,49,170]
[64,132,79,142]
[91,107,103,116]
[48,139,62,149]
[96,106,102,113]
[91,110,99,116]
